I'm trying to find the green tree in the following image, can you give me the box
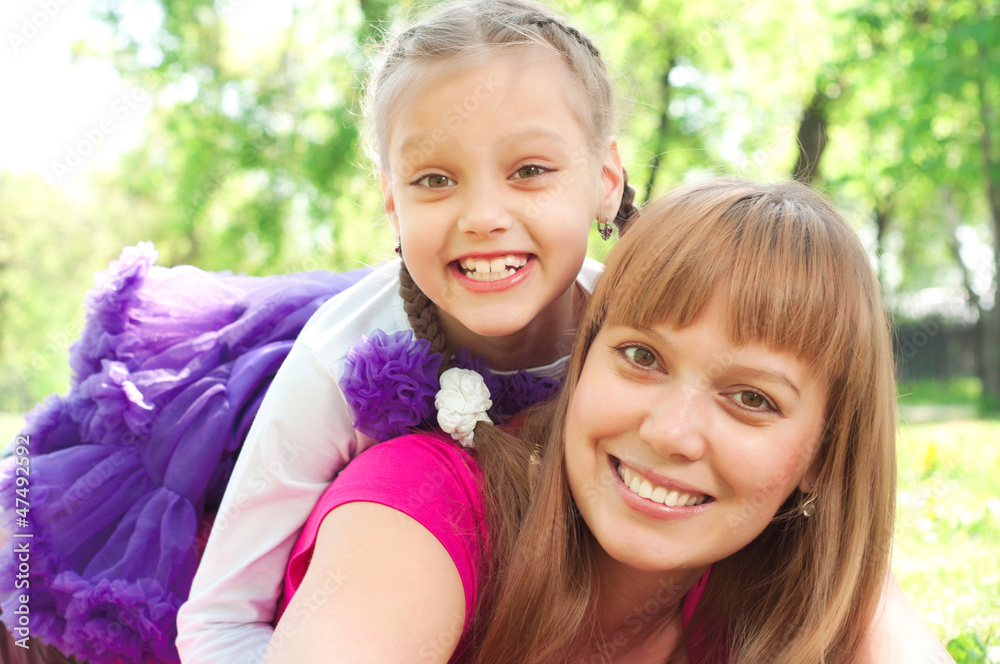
[824,0,1000,406]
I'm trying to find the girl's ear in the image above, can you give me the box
[599,139,625,221]
[381,171,400,234]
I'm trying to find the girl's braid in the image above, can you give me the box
[614,167,639,236]
[398,260,457,370]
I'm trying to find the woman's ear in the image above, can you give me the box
[798,452,823,493]
[798,473,817,494]
[381,171,400,235]
[599,139,625,221]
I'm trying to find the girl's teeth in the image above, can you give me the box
[458,254,529,281]
[616,463,707,507]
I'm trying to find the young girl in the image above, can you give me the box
[273,177,952,663]
[0,1,622,663]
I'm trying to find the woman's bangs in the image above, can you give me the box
[598,183,866,382]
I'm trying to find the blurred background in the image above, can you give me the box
[0,0,997,659]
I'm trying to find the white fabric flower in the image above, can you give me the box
[435,367,493,448]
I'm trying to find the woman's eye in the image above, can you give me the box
[512,165,546,179]
[622,345,658,368]
[731,390,773,411]
[414,174,455,188]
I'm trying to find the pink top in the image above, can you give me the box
[282,433,485,632]
[281,432,711,658]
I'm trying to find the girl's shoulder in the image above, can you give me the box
[578,256,605,293]
[295,260,411,372]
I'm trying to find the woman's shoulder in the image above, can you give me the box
[336,433,481,497]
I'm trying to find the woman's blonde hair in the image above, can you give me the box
[471,177,898,663]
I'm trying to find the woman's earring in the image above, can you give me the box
[597,215,613,241]
[800,491,817,518]
[394,241,401,256]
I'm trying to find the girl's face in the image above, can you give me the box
[564,291,828,577]
[381,49,622,353]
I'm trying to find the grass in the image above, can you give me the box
[898,377,985,407]
[894,408,1000,662]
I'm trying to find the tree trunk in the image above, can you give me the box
[942,188,988,390]
[873,198,893,291]
[642,58,676,204]
[792,89,828,184]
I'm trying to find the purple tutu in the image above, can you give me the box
[0,243,369,663]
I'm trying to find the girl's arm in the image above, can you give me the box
[263,502,466,664]
[177,342,367,663]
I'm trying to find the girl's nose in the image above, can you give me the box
[456,179,514,236]
[637,382,709,462]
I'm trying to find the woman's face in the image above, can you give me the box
[564,291,829,575]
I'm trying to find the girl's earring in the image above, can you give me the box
[597,214,613,241]
[394,241,402,256]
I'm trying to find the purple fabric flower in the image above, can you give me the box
[340,330,443,440]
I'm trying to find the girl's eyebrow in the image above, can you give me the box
[498,129,570,148]
[397,134,449,160]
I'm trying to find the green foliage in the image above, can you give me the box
[0,172,160,411]
[947,631,997,664]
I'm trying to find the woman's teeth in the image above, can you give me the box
[458,255,528,281]
[617,464,707,507]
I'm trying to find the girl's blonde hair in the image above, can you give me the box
[471,177,898,663]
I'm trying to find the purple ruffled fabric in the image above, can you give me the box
[0,243,369,663]
[340,339,563,443]
[341,330,443,440]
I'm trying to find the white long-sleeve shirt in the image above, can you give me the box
[176,257,603,663]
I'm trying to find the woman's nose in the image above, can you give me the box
[637,382,709,462]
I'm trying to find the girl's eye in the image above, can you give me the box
[512,165,546,179]
[414,174,455,188]
[622,345,659,369]
[730,390,774,412]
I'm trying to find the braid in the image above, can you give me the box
[523,14,602,58]
[398,260,456,369]
[613,166,639,236]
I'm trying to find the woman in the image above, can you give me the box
[272,177,952,663]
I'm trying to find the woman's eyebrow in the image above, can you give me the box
[727,365,801,397]
[627,324,801,397]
